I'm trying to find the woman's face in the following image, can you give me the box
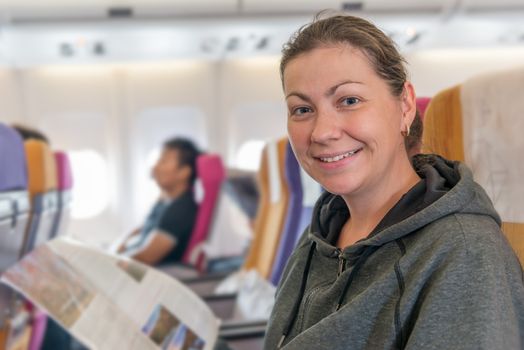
[283,44,415,200]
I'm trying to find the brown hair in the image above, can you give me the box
[280,13,422,153]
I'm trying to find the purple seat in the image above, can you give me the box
[0,123,30,270]
[0,123,31,346]
[0,125,27,193]
[270,142,322,285]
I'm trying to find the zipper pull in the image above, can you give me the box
[337,250,346,277]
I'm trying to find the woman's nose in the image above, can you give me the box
[310,109,342,143]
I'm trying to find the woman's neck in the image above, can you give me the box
[337,161,420,248]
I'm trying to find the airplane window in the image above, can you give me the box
[234,140,265,171]
[69,149,109,219]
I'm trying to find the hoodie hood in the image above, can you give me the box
[308,154,501,259]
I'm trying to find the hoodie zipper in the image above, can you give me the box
[336,248,346,277]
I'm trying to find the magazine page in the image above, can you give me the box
[0,237,220,350]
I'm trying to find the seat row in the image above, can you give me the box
[0,123,73,350]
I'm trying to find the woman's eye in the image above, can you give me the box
[292,106,312,116]
[341,97,360,106]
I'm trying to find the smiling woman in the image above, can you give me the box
[262,13,524,350]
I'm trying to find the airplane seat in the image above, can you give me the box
[416,97,431,120]
[242,137,290,279]
[0,123,30,270]
[16,140,59,350]
[268,142,304,286]
[240,143,270,275]
[182,154,226,271]
[206,139,290,333]
[49,151,73,239]
[422,67,524,265]
[0,123,32,350]
[408,96,433,156]
[194,139,289,317]
[199,176,255,275]
[22,140,59,255]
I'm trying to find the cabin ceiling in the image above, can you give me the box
[0,0,523,20]
[0,0,523,67]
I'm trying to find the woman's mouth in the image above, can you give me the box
[317,148,362,163]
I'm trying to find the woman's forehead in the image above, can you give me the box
[283,46,377,92]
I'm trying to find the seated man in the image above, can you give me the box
[119,137,200,266]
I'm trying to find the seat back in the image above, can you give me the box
[295,168,322,244]
[408,97,432,155]
[22,140,58,254]
[0,123,30,270]
[269,142,304,285]
[416,97,431,119]
[422,68,524,265]
[0,123,31,341]
[243,138,290,279]
[244,145,270,270]
[182,154,226,268]
[200,173,255,266]
[49,151,73,239]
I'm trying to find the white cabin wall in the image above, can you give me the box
[407,47,524,97]
[0,68,24,123]
[219,56,287,169]
[15,66,122,245]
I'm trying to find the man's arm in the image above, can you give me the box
[114,227,142,253]
[126,230,176,266]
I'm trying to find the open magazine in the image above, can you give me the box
[0,237,220,350]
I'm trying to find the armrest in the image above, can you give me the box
[220,319,267,330]
[203,293,238,320]
[219,324,266,340]
[202,293,237,302]
[181,271,231,284]
[156,263,199,279]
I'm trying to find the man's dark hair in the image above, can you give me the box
[163,137,201,185]
[11,124,50,144]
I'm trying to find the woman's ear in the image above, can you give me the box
[400,81,417,130]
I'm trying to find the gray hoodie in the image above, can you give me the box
[264,155,524,350]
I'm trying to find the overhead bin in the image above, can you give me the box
[241,0,447,14]
[0,0,238,20]
[462,0,524,11]
[362,0,446,12]
[240,0,340,14]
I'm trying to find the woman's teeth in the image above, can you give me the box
[319,149,359,163]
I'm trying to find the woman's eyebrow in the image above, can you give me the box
[325,80,363,97]
[285,80,363,101]
[285,92,312,103]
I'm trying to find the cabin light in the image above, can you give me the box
[341,2,363,11]
[93,42,106,56]
[59,43,74,57]
[406,32,421,45]
[256,37,269,50]
[226,37,239,51]
[403,27,421,45]
[200,37,219,53]
[405,27,417,37]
